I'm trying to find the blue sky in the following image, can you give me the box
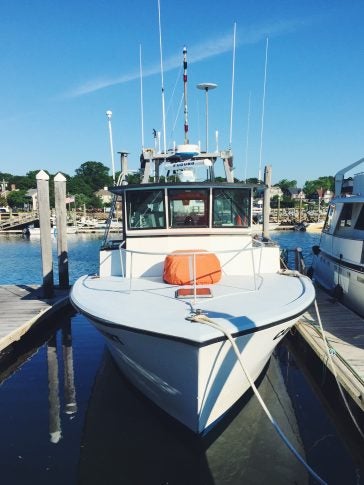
[1,0,363,186]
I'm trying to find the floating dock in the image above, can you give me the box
[0,285,69,353]
[297,286,364,412]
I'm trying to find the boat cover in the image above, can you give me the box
[163,250,222,285]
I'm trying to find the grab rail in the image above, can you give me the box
[118,240,267,301]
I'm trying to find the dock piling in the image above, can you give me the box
[54,173,69,288]
[36,170,54,298]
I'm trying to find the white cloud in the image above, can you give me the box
[63,18,305,98]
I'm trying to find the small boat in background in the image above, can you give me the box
[26,225,78,236]
[294,221,308,232]
[305,221,324,233]
[312,157,364,316]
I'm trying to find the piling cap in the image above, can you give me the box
[54,172,66,182]
[36,170,49,181]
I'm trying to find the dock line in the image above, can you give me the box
[187,310,327,485]
[314,299,364,439]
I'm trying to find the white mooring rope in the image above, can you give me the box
[314,299,364,439]
[187,312,327,485]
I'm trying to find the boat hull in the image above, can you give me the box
[313,250,364,317]
[87,314,299,434]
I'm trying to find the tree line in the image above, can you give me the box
[0,161,334,210]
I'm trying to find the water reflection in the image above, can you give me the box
[0,306,363,484]
[78,351,308,485]
[47,335,62,444]
[46,321,78,444]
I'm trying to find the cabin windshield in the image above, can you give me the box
[213,188,250,227]
[126,189,166,229]
[168,188,209,227]
[125,185,251,231]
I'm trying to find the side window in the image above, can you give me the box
[126,189,165,229]
[212,188,251,227]
[335,203,353,233]
[168,189,209,227]
[354,205,364,230]
[323,204,335,233]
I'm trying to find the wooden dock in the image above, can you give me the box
[297,286,364,412]
[0,285,69,353]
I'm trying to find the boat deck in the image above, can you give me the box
[71,271,315,344]
[297,286,364,411]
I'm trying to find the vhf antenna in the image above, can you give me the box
[183,46,189,144]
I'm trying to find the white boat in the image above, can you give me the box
[70,49,315,435]
[77,217,120,232]
[312,157,364,316]
[27,225,78,236]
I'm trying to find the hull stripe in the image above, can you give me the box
[72,301,314,348]
[318,250,364,274]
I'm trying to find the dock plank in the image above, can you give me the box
[297,286,364,411]
[0,285,69,352]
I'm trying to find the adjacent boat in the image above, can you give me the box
[70,49,315,434]
[312,157,364,316]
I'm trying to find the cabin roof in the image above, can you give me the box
[110,181,259,196]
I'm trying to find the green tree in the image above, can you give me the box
[303,176,334,198]
[68,176,93,198]
[246,177,260,184]
[74,193,91,209]
[276,179,297,192]
[74,161,111,193]
[0,194,7,207]
[6,190,28,209]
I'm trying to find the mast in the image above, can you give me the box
[183,46,189,144]
[244,91,251,181]
[229,22,236,149]
[258,37,269,182]
[139,44,145,149]
[157,0,167,155]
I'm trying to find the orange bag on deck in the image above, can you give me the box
[163,250,221,285]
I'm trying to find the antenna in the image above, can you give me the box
[258,37,269,182]
[157,0,166,155]
[139,44,145,149]
[229,22,236,149]
[183,46,189,144]
[106,110,115,184]
[197,83,217,152]
[244,91,251,182]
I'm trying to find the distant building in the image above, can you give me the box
[270,186,284,198]
[95,187,113,205]
[323,190,333,203]
[309,189,334,203]
[286,187,305,200]
[26,189,38,210]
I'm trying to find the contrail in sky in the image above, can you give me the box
[64,19,305,99]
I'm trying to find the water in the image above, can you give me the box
[0,232,363,485]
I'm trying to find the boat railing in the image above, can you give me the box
[280,247,306,274]
[118,240,268,299]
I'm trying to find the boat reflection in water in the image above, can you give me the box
[0,310,77,447]
[78,351,308,485]
[47,321,77,444]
